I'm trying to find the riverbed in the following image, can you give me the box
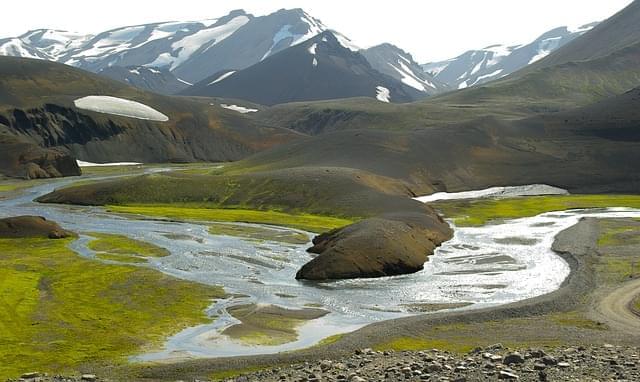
[2,174,638,361]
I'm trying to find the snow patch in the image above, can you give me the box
[74,96,169,122]
[0,39,42,59]
[167,15,249,70]
[312,57,318,67]
[70,26,146,60]
[529,36,563,64]
[219,103,258,113]
[414,184,569,203]
[308,43,317,55]
[469,69,504,86]
[177,78,193,86]
[375,86,390,103]
[567,23,596,34]
[208,70,236,85]
[389,61,434,92]
[261,14,326,61]
[484,44,514,66]
[334,32,359,52]
[422,60,453,77]
[77,160,142,167]
[470,57,485,75]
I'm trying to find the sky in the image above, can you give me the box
[2,0,634,62]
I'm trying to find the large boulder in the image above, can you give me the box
[296,212,452,280]
[0,216,75,239]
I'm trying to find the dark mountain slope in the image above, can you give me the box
[98,66,191,95]
[527,0,640,71]
[235,85,640,194]
[256,1,640,135]
[184,31,421,105]
[0,56,300,176]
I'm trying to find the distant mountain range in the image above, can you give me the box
[422,23,598,89]
[0,9,326,85]
[0,8,602,103]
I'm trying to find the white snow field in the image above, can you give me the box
[219,104,259,113]
[73,96,169,122]
[208,70,236,85]
[76,160,142,167]
[414,184,569,203]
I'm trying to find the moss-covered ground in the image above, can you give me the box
[108,204,353,233]
[0,237,224,380]
[87,232,170,263]
[432,195,640,226]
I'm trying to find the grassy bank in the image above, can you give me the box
[0,237,224,379]
[432,195,640,226]
[108,204,353,233]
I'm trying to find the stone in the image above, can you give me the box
[538,370,548,381]
[503,352,525,365]
[81,375,97,382]
[498,370,519,380]
[426,362,443,372]
[20,373,41,379]
[498,370,520,381]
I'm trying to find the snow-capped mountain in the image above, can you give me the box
[422,22,599,89]
[0,9,327,85]
[183,31,422,105]
[361,43,448,96]
[0,29,91,61]
[98,66,192,95]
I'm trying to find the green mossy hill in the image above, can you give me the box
[109,205,351,233]
[37,166,425,221]
[0,216,75,239]
[0,237,224,379]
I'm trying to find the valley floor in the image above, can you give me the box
[2,172,640,381]
[129,216,640,382]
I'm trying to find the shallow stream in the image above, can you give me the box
[2,174,639,360]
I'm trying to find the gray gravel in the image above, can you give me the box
[226,344,640,381]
